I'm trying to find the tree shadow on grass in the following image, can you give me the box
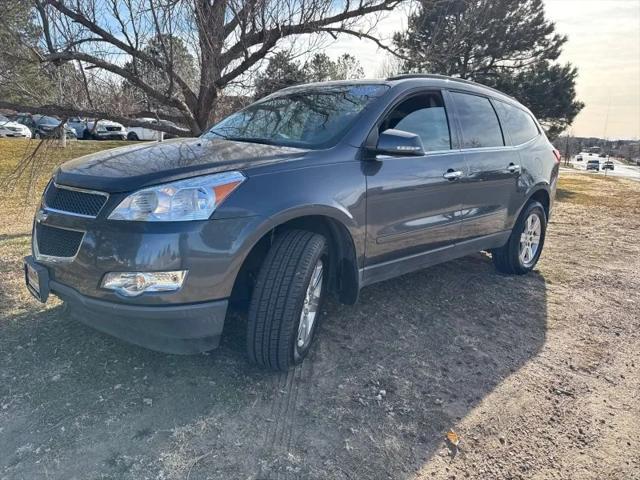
[555,187,576,202]
[0,253,547,479]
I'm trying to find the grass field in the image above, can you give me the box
[0,139,639,479]
[0,138,137,236]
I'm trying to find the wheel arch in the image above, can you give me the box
[527,186,551,219]
[231,209,361,306]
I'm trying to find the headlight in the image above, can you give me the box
[108,171,245,221]
[102,270,187,296]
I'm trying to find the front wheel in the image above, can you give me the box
[247,230,328,371]
[492,201,547,274]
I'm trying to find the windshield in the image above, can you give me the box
[205,84,389,149]
[0,116,9,123]
[39,116,60,126]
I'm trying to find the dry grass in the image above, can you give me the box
[0,138,137,236]
[556,174,640,213]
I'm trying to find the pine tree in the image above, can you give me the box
[394,0,584,138]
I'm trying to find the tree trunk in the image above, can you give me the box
[59,126,66,148]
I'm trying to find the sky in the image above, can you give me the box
[321,0,640,140]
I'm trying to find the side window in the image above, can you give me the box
[495,101,540,145]
[450,91,504,148]
[379,92,451,151]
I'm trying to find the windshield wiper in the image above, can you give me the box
[207,130,228,139]
[225,136,279,146]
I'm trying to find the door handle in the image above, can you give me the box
[507,163,521,173]
[443,169,463,180]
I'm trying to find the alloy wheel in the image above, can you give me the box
[519,213,542,267]
[296,258,323,350]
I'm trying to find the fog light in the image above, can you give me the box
[102,271,187,297]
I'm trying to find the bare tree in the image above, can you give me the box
[0,0,402,136]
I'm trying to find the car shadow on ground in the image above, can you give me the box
[0,252,547,479]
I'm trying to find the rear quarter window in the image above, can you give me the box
[495,101,540,145]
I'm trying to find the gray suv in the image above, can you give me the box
[24,75,559,370]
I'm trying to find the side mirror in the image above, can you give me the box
[374,129,425,157]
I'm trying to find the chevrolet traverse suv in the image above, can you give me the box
[24,75,559,370]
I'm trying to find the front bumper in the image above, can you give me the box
[25,255,228,353]
[95,132,126,140]
[26,193,264,353]
[0,132,30,138]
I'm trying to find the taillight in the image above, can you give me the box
[552,148,561,163]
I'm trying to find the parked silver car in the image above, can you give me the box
[68,118,127,140]
[0,115,32,138]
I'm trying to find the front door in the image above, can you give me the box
[364,91,468,284]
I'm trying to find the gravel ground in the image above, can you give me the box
[1,172,638,480]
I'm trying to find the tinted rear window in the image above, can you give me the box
[450,92,504,148]
[495,101,539,145]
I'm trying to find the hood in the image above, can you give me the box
[54,137,309,193]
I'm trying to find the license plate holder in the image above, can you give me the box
[24,256,50,303]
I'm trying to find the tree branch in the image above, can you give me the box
[0,101,191,137]
[45,0,197,105]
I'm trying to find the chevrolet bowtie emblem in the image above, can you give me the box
[35,210,49,223]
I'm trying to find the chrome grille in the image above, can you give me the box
[44,183,108,217]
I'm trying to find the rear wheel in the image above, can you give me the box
[127,131,139,141]
[246,230,328,371]
[492,201,546,275]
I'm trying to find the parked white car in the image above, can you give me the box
[127,117,165,141]
[0,115,32,139]
[127,118,185,141]
[68,118,127,140]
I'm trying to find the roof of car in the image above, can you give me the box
[276,74,519,107]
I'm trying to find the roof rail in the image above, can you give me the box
[386,73,514,99]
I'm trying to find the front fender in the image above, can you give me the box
[214,161,367,266]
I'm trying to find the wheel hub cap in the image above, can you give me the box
[519,213,542,267]
[297,259,323,349]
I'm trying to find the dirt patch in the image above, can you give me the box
[1,172,639,479]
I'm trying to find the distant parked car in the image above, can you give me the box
[68,117,127,140]
[602,160,614,170]
[0,115,32,138]
[127,118,185,141]
[15,114,77,139]
[127,118,162,141]
[586,159,600,171]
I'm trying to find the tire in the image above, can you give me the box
[247,230,328,371]
[492,200,547,275]
[82,129,93,140]
[127,132,139,141]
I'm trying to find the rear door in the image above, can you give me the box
[364,90,468,283]
[449,90,520,242]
